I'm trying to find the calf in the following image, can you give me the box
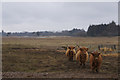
[65,46,76,61]
[76,47,88,66]
[90,51,102,73]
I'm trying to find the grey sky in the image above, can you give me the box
[2,2,118,32]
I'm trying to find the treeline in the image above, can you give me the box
[2,21,120,37]
[2,28,86,37]
[87,21,120,36]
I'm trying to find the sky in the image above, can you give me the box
[2,2,118,32]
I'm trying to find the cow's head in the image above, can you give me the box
[79,47,88,53]
[91,51,100,60]
[67,46,76,55]
[68,46,75,50]
[68,46,75,51]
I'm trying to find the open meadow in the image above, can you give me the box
[2,36,119,78]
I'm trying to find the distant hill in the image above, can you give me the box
[87,21,120,36]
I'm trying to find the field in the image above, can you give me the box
[2,36,119,78]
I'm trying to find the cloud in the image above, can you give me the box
[2,2,118,32]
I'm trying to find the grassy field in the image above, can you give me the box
[2,36,119,78]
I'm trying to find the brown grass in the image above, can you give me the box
[102,53,118,57]
[2,36,119,78]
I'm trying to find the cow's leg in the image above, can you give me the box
[80,61,82,65]
[79,61,82,68]
[71,56,73,61]
[96,68,99,73]
[92,62,95,72]
[83,62,86,68]
[78,61,82,68]
[92,67,95,72]
[96,65,100,73]
[83,61,85,66]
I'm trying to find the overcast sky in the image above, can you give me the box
[2,2,118,32]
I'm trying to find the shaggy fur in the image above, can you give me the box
[90,51,102,72]
[76,47,88,66]
[65,46,76,61]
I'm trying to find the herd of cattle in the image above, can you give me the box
[65,46,102,73]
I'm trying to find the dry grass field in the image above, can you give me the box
[2,36,119,78]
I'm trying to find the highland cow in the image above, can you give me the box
[65,46,76,61]
[76,47,88,66]
[90,51,102,73]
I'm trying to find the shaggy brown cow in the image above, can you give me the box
[76,47,88,66]
[90,51,102,72]
[65,46,76,61]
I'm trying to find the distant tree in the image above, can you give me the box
[7,32,11,36]
[32,32,35,34]
[2,30,4,33]
[36,32,40,36]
